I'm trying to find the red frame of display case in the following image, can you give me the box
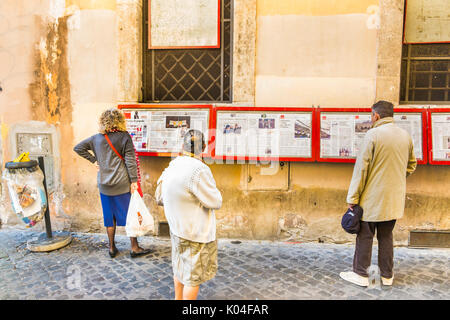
[315,107,428,164]
[118,105,433,165]
[211,106,316,162]
[427,108,450,165]
[118,104,214,158]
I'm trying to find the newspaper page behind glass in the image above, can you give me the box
[393,113,423,160]
[123,109,209,154]
[125,111,150,151]
[215,111,312,158]
[431,113,450,161]
[320,113,371,158]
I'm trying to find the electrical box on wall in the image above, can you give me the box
[247,161,289,191]
[16,133,55,193]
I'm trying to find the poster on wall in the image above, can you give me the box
[404,0,450,43]
[320,113,372,158]
[215,111,312,159]
[149,0,220,49]
[431,113,450,161]
[394,113,424,160]
[123,109,210,154]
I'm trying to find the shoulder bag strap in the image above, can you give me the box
[104,134,124,161]
[104,133,143,196]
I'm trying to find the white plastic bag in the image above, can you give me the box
[125,191,155,237]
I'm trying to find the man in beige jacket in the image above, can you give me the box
[340,101,417,287]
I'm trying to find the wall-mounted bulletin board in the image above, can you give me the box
[213,107,315,162]
[315,108,372,163]
[393,108,428,164]
[118,105,214,158]
[118,105,439,165]
[427,108,450,165]
[403,0,450,44]
[148,0,221,49]
[315,108,428,164]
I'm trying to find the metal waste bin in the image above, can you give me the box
[3,157,72,252]
[3,160,47,228]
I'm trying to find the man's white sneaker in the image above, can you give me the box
[381,276,393,286]
[339,271,369,287]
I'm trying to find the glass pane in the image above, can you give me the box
[401,44,450,103]
[413,61,431,71]
[431,45,449,57]
[400,61,407,101]
[411,44,450,57]
[433,61,449,71]
[414,73,430,88]
[430,90,446,101]
[432,74,446,88]
[411,44,431,57]
[410,89,428,101]
[224,0,231,19]
[402,44,408,58]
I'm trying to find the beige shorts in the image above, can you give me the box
[170,232,218,287]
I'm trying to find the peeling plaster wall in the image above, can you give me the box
[138,158,450,244]
[0,0,449,244]
[0,1,49,163]
[0,0,73,229]
[0,0,120,230]
[63,1,119,231]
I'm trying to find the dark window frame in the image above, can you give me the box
[400,0,449,104]
[400,43,450,104]
[142,0,233,103]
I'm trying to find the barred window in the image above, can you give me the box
[400,43,450,103]
[142,0,233,103]
[400,0,450,104]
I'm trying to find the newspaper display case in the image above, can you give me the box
[212,107,316,162]
[118,104,214,158]
[118,105,434,165]
[427,108,450,165]
[315,108,428,164]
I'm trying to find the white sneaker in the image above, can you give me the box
[381,276,394,286]
[339,271,369,287]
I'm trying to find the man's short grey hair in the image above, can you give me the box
[183,129,205,155]
[372,100,394,119]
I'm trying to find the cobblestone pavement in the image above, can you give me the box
[0,227,448,300]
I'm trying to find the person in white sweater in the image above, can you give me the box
[156,129,222,300]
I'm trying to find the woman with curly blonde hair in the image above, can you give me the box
[74,108,151,258]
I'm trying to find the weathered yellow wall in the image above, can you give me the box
[1,0,449,245]
[258,0,379,16]
[255,0,379,107]
[66,0,117,11]
[233,0,257,104]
